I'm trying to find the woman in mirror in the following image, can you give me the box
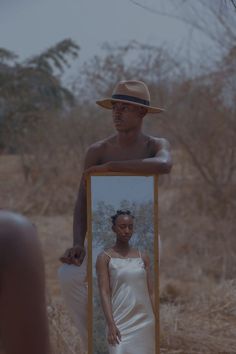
[96,209,155,354]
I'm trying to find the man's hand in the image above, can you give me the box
[60,244,86,266]
[84,163,111,176]
[107,322,121,346]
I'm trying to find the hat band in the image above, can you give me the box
[112,94,150,106]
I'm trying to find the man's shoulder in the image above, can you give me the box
[148,135,170,144]
[147,135,171,150]
[86,135,115,153]
[84,136,115,167]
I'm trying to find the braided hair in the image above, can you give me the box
[111,209,135,226]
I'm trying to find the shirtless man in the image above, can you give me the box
[58,80,172,351]
[0,210,50,354]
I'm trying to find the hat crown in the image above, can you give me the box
[96,79,164,114]
[113,80,150,102]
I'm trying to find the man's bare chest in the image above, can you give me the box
[100,144,154,163]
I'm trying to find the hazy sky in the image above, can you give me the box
[0,0,210,65]
[91,175,155,266]
[91,176,154,209]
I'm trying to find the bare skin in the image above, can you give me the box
[0,211,50,354]
[96,214,155,346]
[60,102,172,265]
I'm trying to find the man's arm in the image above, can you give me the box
[86,138,172,175]
[73,143,103,247]
[73,176,87,247]
[60,142,104,265]
[108,138,172,174]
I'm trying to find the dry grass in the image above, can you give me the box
[1,154,235,354]
[160,279,236,353]
[47,298,83,354]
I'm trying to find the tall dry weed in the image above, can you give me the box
[160,280,236,354]
[47,298,84,354]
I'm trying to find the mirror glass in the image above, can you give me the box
[88,175,159,354]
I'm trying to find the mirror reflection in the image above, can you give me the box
[90,175,158,354]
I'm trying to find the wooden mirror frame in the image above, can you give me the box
[86,172,159,354]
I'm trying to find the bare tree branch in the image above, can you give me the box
[128,0,236,48]
[230,0,236,10]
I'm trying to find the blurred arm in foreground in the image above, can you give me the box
[0,210,50,354]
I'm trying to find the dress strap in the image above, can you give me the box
[103,250,111,258]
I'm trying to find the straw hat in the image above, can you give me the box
[96,80,164,114]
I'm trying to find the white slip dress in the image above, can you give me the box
[104,250,155,354]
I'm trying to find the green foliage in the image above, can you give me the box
[0,39,79,151]
[26,38,79,75]
[0,48,18,64]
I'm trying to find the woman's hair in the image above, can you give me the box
[111,209,135,226]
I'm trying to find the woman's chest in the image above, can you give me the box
[109,259,146,281]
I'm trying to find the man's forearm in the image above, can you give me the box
[108,157,172,174]
[73,178,87,246]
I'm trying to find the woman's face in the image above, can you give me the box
[112,215,134,243]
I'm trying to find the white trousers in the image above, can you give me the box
[57,246,88,353]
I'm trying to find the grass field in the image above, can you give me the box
[1,155,236,354]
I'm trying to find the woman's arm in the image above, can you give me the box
[96,253,121,346]
[143,252,155,314]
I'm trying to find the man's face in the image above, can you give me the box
[112,102,145,132]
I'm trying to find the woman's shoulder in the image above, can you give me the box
[139,249,150,265]
[96,249,112,262]
[139,249,149,257]
[131,247,148,256]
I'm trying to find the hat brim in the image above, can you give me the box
[96,98,165,114]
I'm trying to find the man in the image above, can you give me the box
[0,210,50,354]
[58,80,172,351]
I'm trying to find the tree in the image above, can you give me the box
[0,39,79,151]
[73,40,182,103]
[128,1,236,54]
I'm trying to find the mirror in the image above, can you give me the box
[86,174,159,354]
